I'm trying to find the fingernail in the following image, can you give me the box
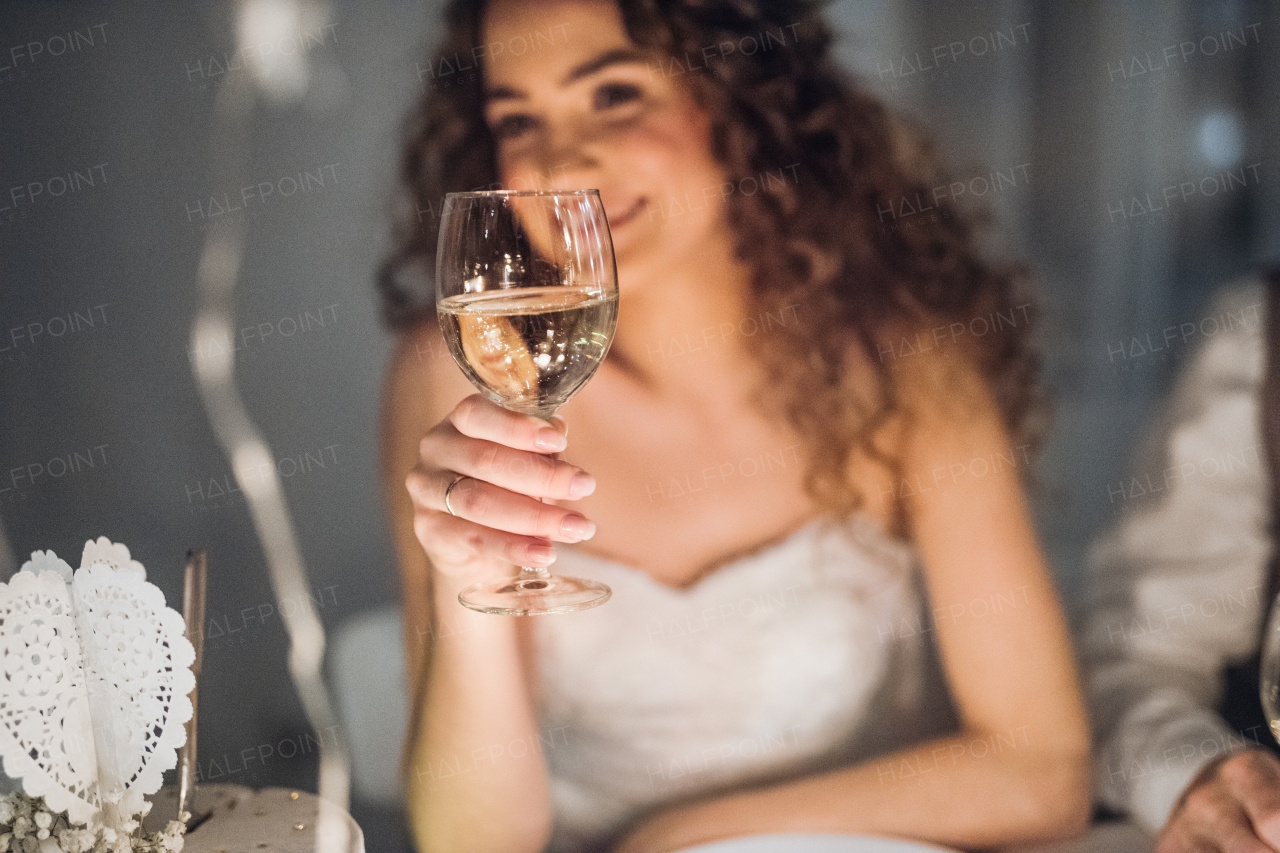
[559,516,596,542]
[568,472,596,499]
[534,428,567,452]
[526,544,556,565]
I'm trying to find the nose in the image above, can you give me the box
[511,119,601,193]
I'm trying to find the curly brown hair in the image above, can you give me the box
[378,0,1042,522]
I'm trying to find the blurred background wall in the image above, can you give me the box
[1,2,1276,851]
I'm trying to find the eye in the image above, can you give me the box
[593,83,641,110]
[490,113,538,140]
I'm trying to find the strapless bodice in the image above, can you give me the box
[534,516,958,852]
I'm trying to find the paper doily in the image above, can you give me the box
[0,540,195,825]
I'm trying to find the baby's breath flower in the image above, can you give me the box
[75,829,96,853]
[0,792,183,853]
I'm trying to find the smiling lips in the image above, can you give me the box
[606,198,646,229]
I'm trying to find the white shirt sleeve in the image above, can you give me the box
[1083,283,1272,833]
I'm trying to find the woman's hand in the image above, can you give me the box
[404,394,598,586]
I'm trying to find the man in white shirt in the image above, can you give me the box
[1084,278,1280,851]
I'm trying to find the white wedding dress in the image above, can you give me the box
[534,516,959,852]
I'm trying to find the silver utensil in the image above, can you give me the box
[177,548,207,825]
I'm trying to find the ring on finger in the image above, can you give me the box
[443,473,468,517]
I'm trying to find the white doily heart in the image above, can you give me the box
[0,540,195,826]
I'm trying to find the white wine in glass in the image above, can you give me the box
[436,190,618,615]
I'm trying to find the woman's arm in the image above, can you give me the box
[381,327,446,699]
[615,354,1090,853]
[382,324,586,853]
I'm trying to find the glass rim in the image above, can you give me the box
[443,189,601,199]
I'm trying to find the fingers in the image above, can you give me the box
[1222,750,1280,848]
[1158,751,1280,853]
[426,396,595,502]
[451,394,567,454]
[438,473,597,542]
[1160,788,1257,853]
[407,465,594,542]
[412,506,558,574]
[433,434,595,501]
[405,395,600,573]
[1155,825,1227,853]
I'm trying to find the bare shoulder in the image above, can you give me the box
[886,348,1042,564]
[893,346,1010,459]
[839,344,1016,527]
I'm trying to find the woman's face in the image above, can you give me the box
[481,0,735,281]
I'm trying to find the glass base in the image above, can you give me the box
[458,573,611,616]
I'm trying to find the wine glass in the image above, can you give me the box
[1260,585,1280,742]
[436,189,618,615]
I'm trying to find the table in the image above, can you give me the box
[144,785,365,853]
